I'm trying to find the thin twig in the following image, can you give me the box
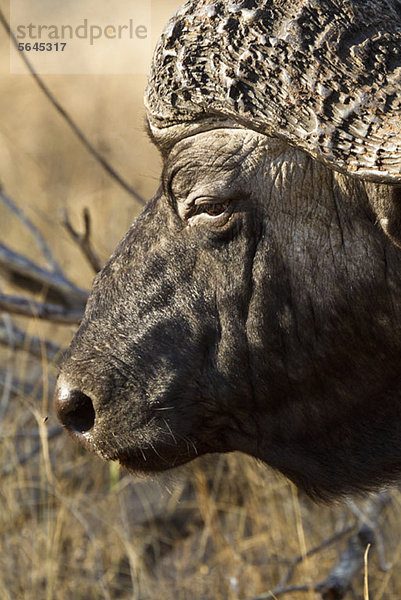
[0,367,51,404]
[0,294,84,324]
[0,427,61,439]
[0,9,146,206]
[0,358,13,423]
[0,187,64,275]
[319,492,391,599]
[1,426,63,478]
[250,492,391,600]
[63,208,102,273]
[318,529,374,600]
[0,318,62,361]
[347,493,392,572]
[0,243,88,308]
[276,524,355,590]
[254,584,315,598]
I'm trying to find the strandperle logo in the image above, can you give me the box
[15,18,148,46]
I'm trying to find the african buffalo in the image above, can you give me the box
[54,0,401,499]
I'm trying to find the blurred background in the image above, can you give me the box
[1,1,401,599]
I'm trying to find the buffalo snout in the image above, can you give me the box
[54,376,96,442]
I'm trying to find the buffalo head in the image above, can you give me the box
[55,0,401,499]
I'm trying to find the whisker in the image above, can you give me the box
[150,441,168,463]
[162,417,178,447]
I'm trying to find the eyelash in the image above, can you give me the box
[192,201,230,217]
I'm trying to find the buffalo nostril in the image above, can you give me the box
[55,387,96,434]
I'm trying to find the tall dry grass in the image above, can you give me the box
[1,2,401,599]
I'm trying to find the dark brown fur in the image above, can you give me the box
[55,130,401,500]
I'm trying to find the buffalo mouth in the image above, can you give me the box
[116,446,201,473]
[101,440,202,474]
[62,419,202,473]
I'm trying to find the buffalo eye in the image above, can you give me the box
[195,201,229,217]
[185,197,232,227]
[177,197,232,227]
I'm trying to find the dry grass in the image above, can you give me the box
[1,2,401,599]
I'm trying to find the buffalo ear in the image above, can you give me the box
[367,184,401,249]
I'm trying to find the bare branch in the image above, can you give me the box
[0,318,62,362]
[0,187,63,275]
[0,243,88,308]
[0,10,146,206]
[276,524,355,591]
[319,492,391,599]
[0,294,84,324]
[1,425,63,478]
[0,366,52,403]
[347,493,392,572]
[318,529,373,599]
[253,584,312,598]
[251,492,391,600]
[0,426,62,439]
[63,208,102,273]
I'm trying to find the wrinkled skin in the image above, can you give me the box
[56,128,401,499]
